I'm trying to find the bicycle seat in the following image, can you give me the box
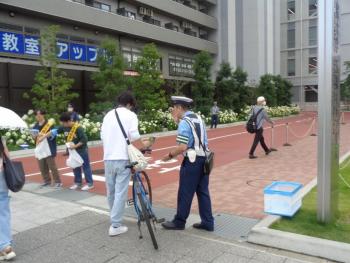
[125,162,139,169]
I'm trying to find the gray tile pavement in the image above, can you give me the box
[8,185,336,263]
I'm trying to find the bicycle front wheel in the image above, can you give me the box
[133,171,152,210]
[137,192,158,250]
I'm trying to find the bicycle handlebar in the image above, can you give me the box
[125,162,139,169]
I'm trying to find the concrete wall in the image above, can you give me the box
[0,0,217,54]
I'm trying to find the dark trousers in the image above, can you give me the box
[211,115,218,128]
[73,151,94,186]
[38,156,61,184]
[173,157,214,228]
[249,128,269,155]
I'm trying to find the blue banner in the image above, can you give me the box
[0,30,98,64]
[87,46,98,63]
[0,31,24,54]
[56,41,69,60]
[24,35,40,56]
[70,43,86,62]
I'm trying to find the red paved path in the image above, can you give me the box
[17,112,350,219]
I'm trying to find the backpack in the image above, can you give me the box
[246,107,264,134]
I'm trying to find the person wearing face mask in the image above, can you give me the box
[67,103,80,123]
[249,96,274,159]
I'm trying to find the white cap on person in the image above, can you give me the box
[171,96,193,107]
[257,96,266,103]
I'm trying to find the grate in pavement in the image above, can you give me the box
[124,205,259,241]
[213,213,259,241]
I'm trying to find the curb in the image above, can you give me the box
[248,151,350,263]
[8,114,302,159]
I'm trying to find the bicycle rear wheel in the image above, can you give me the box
[137,192,158,250]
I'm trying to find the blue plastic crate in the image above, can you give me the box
[264,181,303,217]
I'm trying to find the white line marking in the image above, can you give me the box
[25,117,312,177]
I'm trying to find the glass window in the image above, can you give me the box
[287,59,296,76]
[309,57,318,74]
[121,47,141,69]
[101,3,111,12]
[126,11,136,20]
[309,19,317,46]
[305,85,318,102]
[309,0,318,17]
[287,22,296,48]
[287,0,296,20]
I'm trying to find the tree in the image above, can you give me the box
[133,43,166,111]
[215,63,254,113]
[341,61,350,103]
[257,74,292,107]
[275,75,292,106]
[192,51,214,115]
[215,62,235,109]
[232,67,255,113]
[24,25,77,117]
[89,38,129,115]
[257,74,278,106]
[166,79,189,96]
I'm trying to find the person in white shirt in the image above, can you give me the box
[101,92,146,237]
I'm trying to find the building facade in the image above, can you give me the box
[0,0,220,113]
[279,0,350,108]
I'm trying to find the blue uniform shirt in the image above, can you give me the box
[176,111,208,149]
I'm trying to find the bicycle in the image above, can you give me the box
[126,156,165,250]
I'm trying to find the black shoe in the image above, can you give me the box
[265,149,272,155]
[40,182,51,188]
[249,155,257,159]
[161,221,185,230]
[193,223,214,232]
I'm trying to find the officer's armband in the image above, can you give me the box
[176,135,189,145]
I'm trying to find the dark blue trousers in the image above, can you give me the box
[173,157,214,228]
[73,151,94,186]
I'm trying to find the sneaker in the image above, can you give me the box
[40,182,51,188]
[53,183,63,188]
[81,185,94,191]
[265,149,272,155]
[0,246,16,261]
[109,225,128,237]
[69,184,80,190]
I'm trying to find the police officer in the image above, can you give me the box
[161,96,214,231]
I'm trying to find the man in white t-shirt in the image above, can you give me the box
[101,92,142,237]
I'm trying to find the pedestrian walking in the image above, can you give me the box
[0,137,16,261]
[249,96,274,159]
[210,101,220,129]
[32,110,62,188]
[161,96,214,231]
[101,92,149,237]
[39,112,94,191]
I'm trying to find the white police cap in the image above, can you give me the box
[171,96,193,106]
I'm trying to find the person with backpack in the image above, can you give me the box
[0,137,16,261]
[248,96,274,159]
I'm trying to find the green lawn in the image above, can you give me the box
[271,160,350,244]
